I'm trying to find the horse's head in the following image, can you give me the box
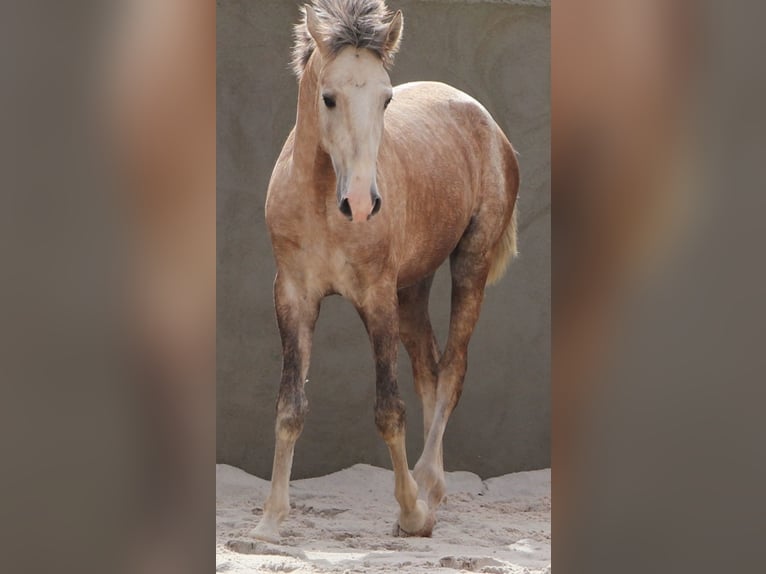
[304,5,403,223]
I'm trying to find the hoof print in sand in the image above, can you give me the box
[439,556,508,573]
[225,539,307,561]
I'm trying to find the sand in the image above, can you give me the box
[217,463,550,573]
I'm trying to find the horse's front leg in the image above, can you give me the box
[251,274,320,543]
[357,289,434,537]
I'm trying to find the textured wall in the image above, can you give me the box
[217,0,550,479]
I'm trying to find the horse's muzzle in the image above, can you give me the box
[338,184,382,222]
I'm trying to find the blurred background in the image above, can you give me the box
[553,1,766,572]
[216,0,551,479]
[2,1,214,573]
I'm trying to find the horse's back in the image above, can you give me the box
[392,81,494,126]
[390,81,504,145]
[385,80,515,202]
[381,81,518,285]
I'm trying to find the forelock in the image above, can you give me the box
[291,0,398,79]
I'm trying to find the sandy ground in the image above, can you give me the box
[217,463,550,573]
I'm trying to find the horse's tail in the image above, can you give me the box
[486,138,520,287]
[486,203,518,286]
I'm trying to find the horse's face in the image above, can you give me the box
[317,48,393,223]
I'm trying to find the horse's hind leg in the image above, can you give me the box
[413,237,492,510]
[251,274,320,543]
[397,275,445,503]
[398,275,441,436]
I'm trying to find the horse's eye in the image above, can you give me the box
[322,95,336,109]
[384,96,392,109]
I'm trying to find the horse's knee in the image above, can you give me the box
[374,396,406,442]
[275,385,308,441]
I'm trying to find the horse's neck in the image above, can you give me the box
[292,65,324,180]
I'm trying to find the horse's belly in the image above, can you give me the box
[396,221,467,289]
[397,258,444,290]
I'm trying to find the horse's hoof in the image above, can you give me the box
[392,513,435,537]
[392,500,436,537]
[250,519,280,544]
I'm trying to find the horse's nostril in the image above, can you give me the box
[339,197,353,219]
[370,195,382,218]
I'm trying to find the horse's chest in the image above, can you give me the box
[270,202,393,296]
[286,234,387,298]
[345,248,393,294]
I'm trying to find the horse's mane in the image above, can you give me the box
[292,0,399,78]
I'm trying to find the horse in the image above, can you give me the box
[252,0,519,542]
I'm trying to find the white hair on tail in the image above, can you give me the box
[486,204,519,286]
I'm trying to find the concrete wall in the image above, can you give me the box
[217,0,550,479]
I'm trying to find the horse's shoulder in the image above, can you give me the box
[265,159,296,232]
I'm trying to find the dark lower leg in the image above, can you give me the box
[362,296,432,536]
[252,378,307,541]
[252,277,318,542]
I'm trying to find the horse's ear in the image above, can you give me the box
[383,10,404,57]
[304,5,328,56]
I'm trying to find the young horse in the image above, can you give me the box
[253,0,519,542]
